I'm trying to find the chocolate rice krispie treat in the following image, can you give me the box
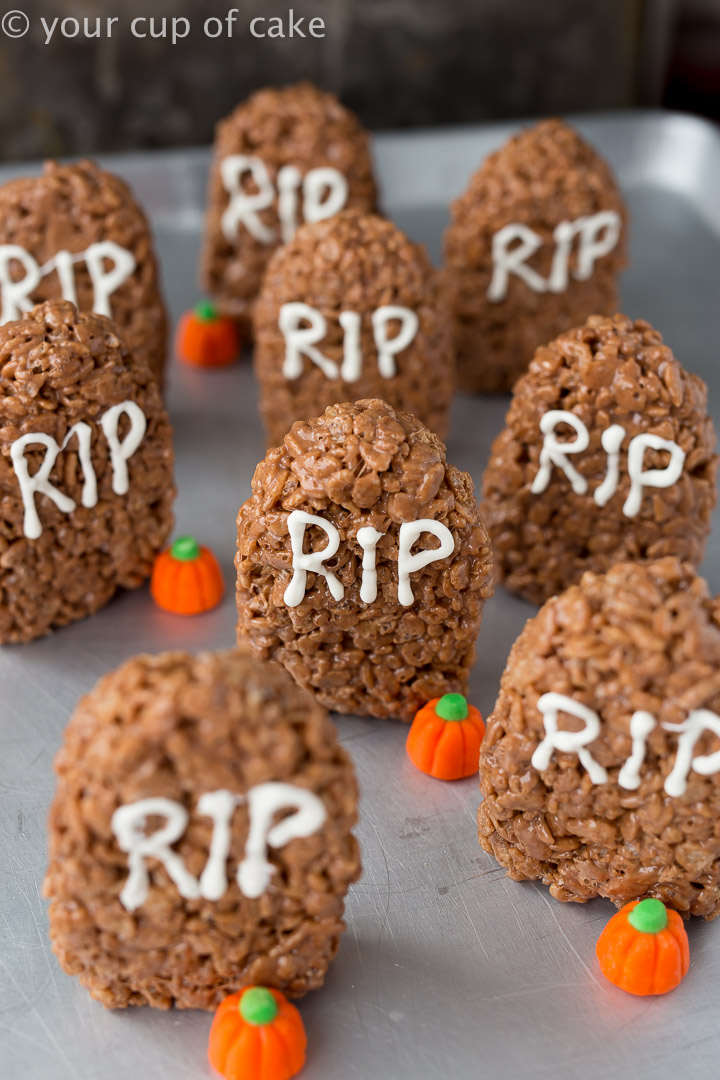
[254,209,454,446]
[45,649,360,1009]
[482,314,717,605]
[201,82,377,336]
[236,398,495,721]
[479,557,720,919]
[0,299,174,643]
[444,118,628,393]
[0,160,167,387]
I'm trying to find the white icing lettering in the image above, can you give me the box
[302,167,349,227]
[663,711,720,798]
[617,711,656,790]
[530,695,720,797]
[114,784,328,910]
[282,513,457,609]
[397,519,455,607]
[576,211,622,281]
[11,400,146,538]
[279,303,419,382]
[284,510,344,607]
[277,164,302,244]
[220,158,348,245]
[357,525,383,603]
[220,155,276,245]
[624,433,686,518]
[372,306,419,378]
[0,241,136,323]
[111,797,200,912]
[593,424,626,508]
[532,414,685,515]
[0,245,42,321]
[547,219,578,293]
[487,223,545,302]
[11,434,77,541]
[100,401,147,496]
[62,421,98,509]
[532,693,608,784]
[487,211,622,302]
[338,310,362,382]
[197,789,237,901]
[81,241,136,319]
[531,411,590,496]
[237,782,327,900]
[52,250,78,307]
[279,302,337,380]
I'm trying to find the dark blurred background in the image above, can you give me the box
[0,0,718,161]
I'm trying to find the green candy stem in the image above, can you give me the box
[435,693,469,721]
[239,987,279,1026]
[628,898,668,934]
[195,299,218,322]
[170,536,200,562]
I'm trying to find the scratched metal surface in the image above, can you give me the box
[2,111,720,1080]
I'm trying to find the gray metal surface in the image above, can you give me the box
[2,110,720,1080]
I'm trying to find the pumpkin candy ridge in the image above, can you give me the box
[596,898,690,996]
[653,932,680,995]
[224,1025,260,1078]
[433,718,466,780]
[177,301,239,368]
[406,694,485,781]
[196,555,223,610]
[407,705,445,773]
[260,1023,294,1077]
[595,908,635,981]
[659,910,690,987]
[151,535,225,615]
[623,930,657,996]
[208,986,307,1080]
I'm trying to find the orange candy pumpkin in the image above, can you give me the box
[596,898,690,996]
[151,536,225,615]
[406,694,485,780]
[177,300,239,367]
[208,986,307,1080]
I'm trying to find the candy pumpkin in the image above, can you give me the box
[406,693,485,780]
[177,300,239,367]
[596,898,690,996]
[208,986,307,1080]
[151,536,225,615]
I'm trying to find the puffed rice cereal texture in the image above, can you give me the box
[44,649,361,1008]
[236,397,495,721]
[478,558,720,919]
[202,82,377,337]
[481,313,717,605]
[253,209,454,446]
[0,299,174,643]
[444,118,628,392]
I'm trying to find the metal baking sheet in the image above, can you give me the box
[2,110,720,1080]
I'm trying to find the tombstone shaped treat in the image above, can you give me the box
[201,82,377,336]
[253,209,454,446]
[0,299,174,643]
[0,160,167,387]
[44,649,360,1009]
[481,314,717,606]
[236,398,495,721]
[478,557,720,918]
[444,118,628,393]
